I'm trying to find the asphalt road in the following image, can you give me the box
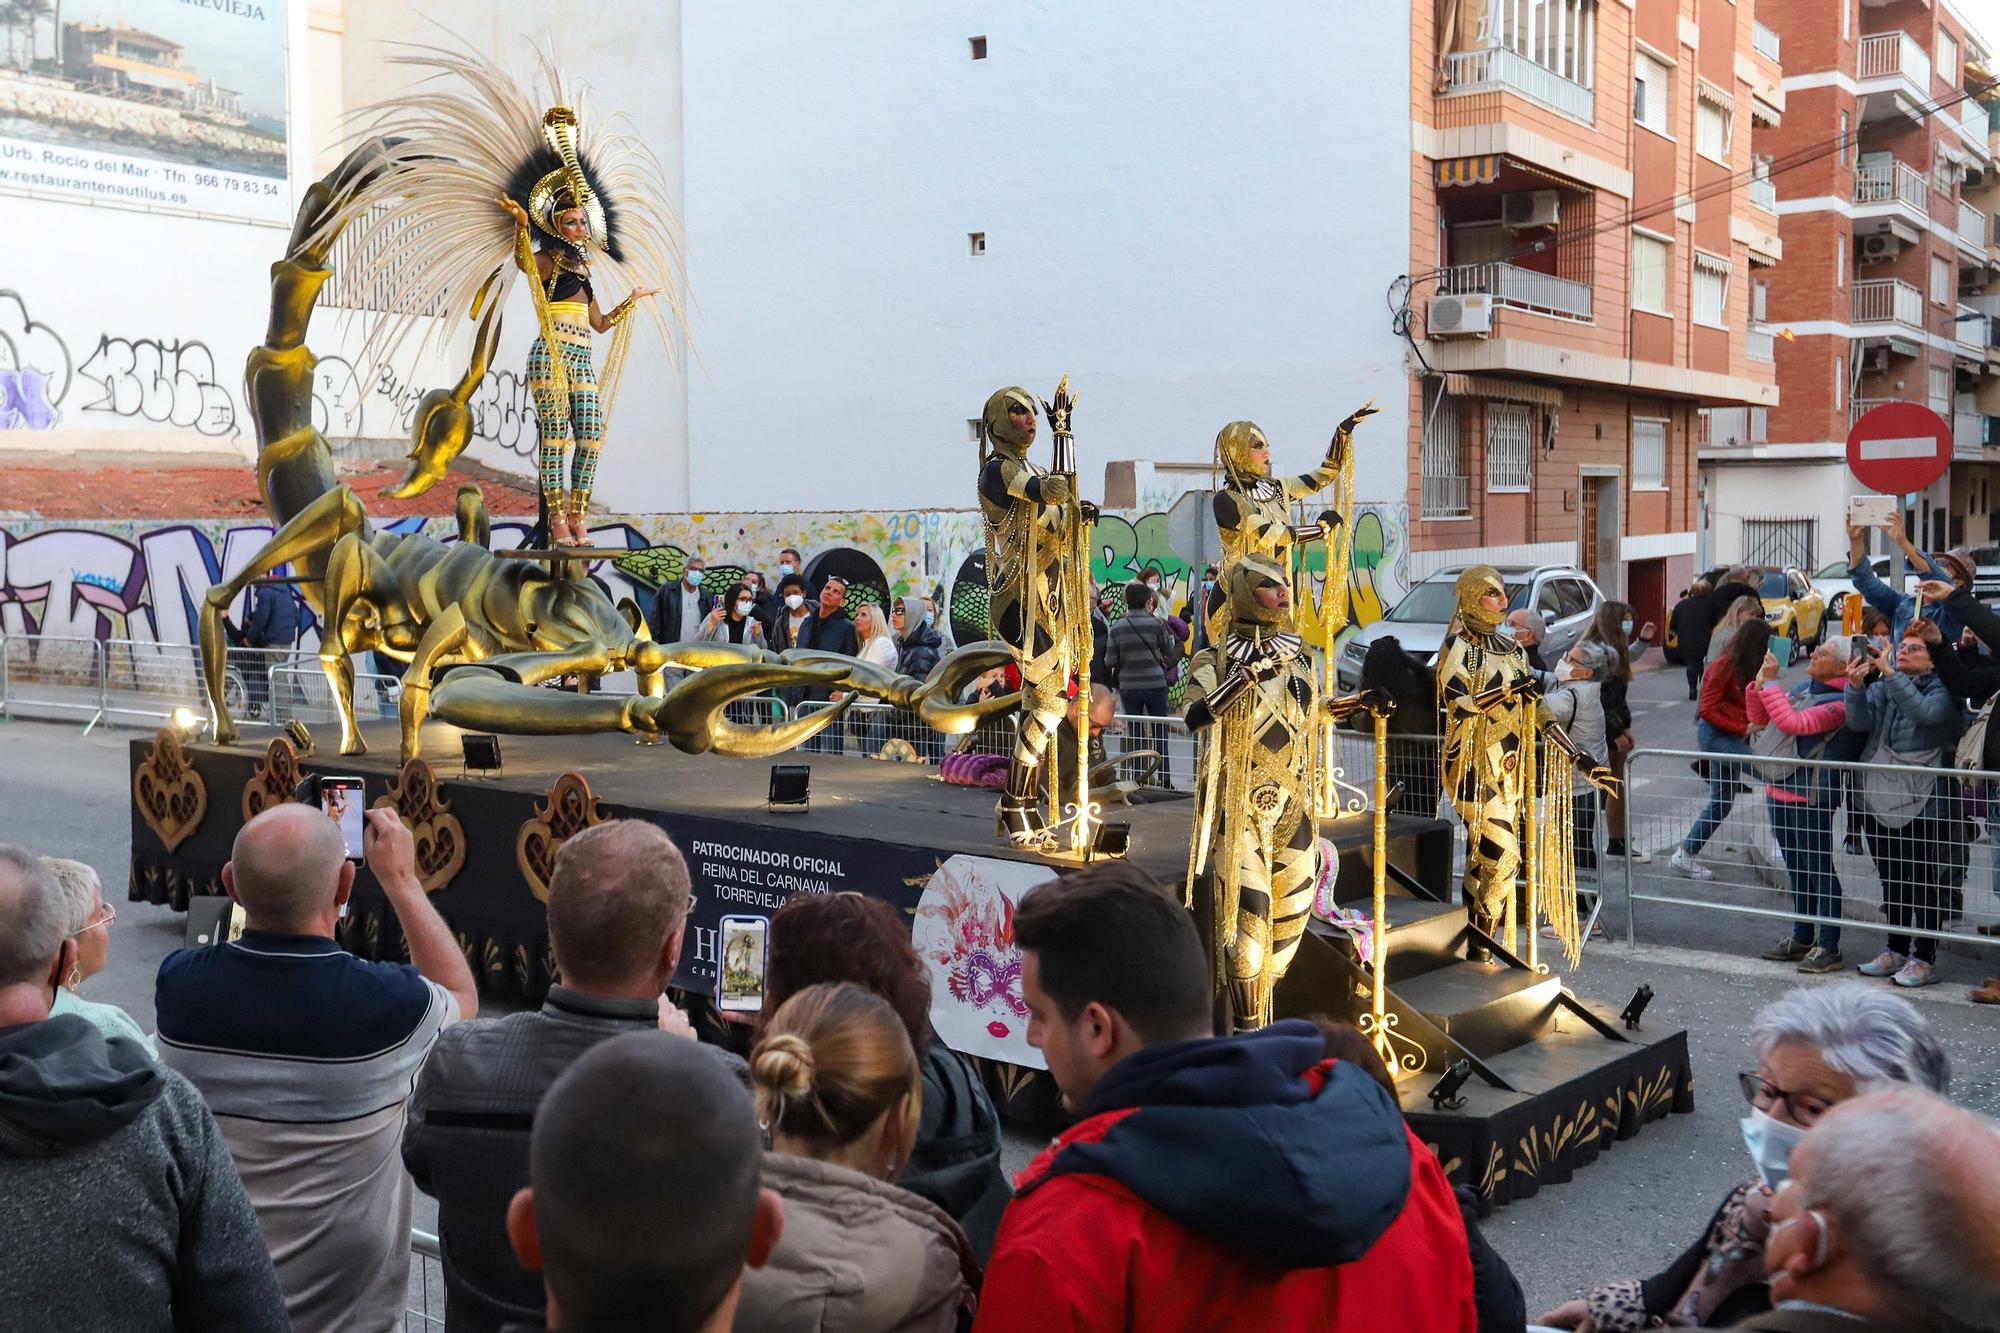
[4,678,1996,1320]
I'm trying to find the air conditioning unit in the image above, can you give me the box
[1860,234,1899,262]
[1862,346,1890,372]
[1503,190,1563,230]
[1428,293,1494,337]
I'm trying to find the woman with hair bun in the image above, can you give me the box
[738,983,978,1333]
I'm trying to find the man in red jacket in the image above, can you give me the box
[975,863,1476,1332]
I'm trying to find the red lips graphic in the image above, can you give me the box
[986,1019,1011,1039]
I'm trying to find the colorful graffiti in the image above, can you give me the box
[0,501,1410,653]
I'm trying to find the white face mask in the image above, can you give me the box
[734,600,753,617]
[785,593,805,611]
[1554,659,1575,682]
[1741,1105,1809,1189]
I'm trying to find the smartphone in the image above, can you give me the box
[318,776,367,861]
[716,915,770,1014]
[1847,494,1898,529]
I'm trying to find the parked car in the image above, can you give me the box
[1967,545,2000,603]
[1336,564,1603,689]
[1807,556,1892,629]
[1755,567,1827,649]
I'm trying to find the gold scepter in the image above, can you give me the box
[1040,373,1097,859]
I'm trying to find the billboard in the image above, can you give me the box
[0,0,288,224]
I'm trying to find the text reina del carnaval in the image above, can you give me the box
[690,840,845,900]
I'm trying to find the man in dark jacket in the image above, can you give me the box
[0,845,289,1332]
[1107,582,1179,778]
[800,576,861,753]
[975,863,1477,1332]
[1670,578,1717,699]
[404,821,746,1333]
[649,558,713,644]
[239,582,301,715]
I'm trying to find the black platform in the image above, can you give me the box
[130,719,1690,1206]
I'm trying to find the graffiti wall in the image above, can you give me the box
[0,502,1411,654]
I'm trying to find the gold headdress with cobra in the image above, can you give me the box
[526,107,608,251]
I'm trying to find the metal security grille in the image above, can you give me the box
[1422,382,1470,518]
[1486,402,1533,491]
[1741,517,1816,570]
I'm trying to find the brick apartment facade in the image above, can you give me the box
[1704,0,1999,574]
[1413,0,1781,631]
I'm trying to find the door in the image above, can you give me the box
[1579,472,1620,595]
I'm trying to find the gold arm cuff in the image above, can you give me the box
[606,297,637,327]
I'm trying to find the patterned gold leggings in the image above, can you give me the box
[528,317,602,502]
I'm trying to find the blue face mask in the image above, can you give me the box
[1741,1106,1808,1189]
[778,562,796,576]
[686,569,704,586]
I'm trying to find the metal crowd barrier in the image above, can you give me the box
[268,663,405,726]
[406,1228,443,1330]
[1624,745,2000,956]
[0,633,107,731]
[102,640,301,725]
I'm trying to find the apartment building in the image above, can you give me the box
[1412,0,1781,630]
[1705,0,1999,572]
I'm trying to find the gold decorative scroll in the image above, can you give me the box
[516,771,609,903]
[135,728,208,853]
[241,736,301,821]
[371,758,467,894]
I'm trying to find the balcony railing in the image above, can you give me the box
[1749,174,1778,212]
[1852,278,1925,327]
[1852,397,1899,425]
[1437,261,1594,320]
[1957,412,1985,460]
[1748,327,1776,363]
[1440,46,1593,123]
[1962,99,1994,148]
[1753,21,1781,62]
[1854,160,1929,216]
[1963,201,1989,248]
[1859,31,1933,89]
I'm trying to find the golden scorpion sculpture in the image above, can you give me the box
[199,142,1013,762]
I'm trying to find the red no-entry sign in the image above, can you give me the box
[1846,401,1952,495]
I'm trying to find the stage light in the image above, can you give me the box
[1427,1058,1474,1112]
[461,733,503,776]
[1620,984,1655,1031]
[768,764,811,812]
[168,707,206,743]
[1091,821,1131,860]
[285,719,315,755]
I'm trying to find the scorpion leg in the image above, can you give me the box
[395,604,473,763]
[199,485,367,745]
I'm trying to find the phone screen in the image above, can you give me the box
[319,777,366,861]
[717,915,770,1013]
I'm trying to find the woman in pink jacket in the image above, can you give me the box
[1745,637,1861,975]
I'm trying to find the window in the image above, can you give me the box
[1632,231,1670,314]
[1842,0,1851,42]
[1633,418,1667,488]
[1421,382,1469,518]
[968,232,986,257]
[1753,280,1769,323]
[1930,364,1952,416]
[1940,30,1960,88]
[1833,356,1843,413]
[1634,52,1670,136]
[969,35,987,59]
[1486,0,1598,88]
[1838,111,1849,166]
[1487,403,1534,492]
[1696,86,1733,162]
[1933,253,1953,307]
[1693,251,1731,328]
[1836,241,1846,290]
[966,419,982,443]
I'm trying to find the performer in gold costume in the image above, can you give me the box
[1206,404,1377,633]
[1438,566,1617,963]
[978,384,1096,851]
[1183,555,1373,1030]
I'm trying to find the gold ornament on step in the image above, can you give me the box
[241,736,301,821]
[135,728,208,853]
[517,772,609,903]
[371,758,467,893]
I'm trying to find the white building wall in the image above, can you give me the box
[680,0,1413,512]
[1702,461,1855,570]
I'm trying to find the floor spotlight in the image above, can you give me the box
[768,764,811,812]
[1427,1058,1474,1112]
[1620,984,1655,1031]
[168,706,206,743]
[461,733,503,777]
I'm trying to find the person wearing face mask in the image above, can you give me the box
[1739,1088,2000,1333]
[1189,565,1220,653]
[1581,602,1654,858]
[1538,983,1949,1332]
[699,581,767,648]
[1539,641,1612,941]
[649,557,713,644]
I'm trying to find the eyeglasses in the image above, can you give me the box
[67,902,116,938]
[1737,1071,1835,1127]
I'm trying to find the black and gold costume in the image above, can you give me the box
[978,385,1092,851]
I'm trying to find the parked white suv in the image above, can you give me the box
[1336,564,1604,690]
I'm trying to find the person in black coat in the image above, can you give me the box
[1669,578,1717,700]
[1351,635,1442,817]
[238,583,301,715]
[648,558,713,643]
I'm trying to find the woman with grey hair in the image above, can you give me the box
[1538,981,1949,1331]
[1541,639,1613,940]
[41,857,155,1058]
[1747,636,1860,974]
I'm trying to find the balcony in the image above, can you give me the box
[1963,201,1990,249]
[1753,22,1781,62]
[1958,412,1985,460]
[1961,303,1989,355]
[1961,100,1995,161]
[1439,46,1593,124]
[1748,327,1776,363]
[1852,397,1899,425]
[1852,278,1924,328]
[1854,160,1929,216]
[1858,32,1932,89]
[1749,173,1777,213]
[1437,261,1594,321]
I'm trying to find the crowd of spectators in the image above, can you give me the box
[2,820,1998,1331]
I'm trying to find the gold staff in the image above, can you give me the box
[1040,374,1097,858]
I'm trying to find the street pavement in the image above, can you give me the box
[2,670,1996,1318]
